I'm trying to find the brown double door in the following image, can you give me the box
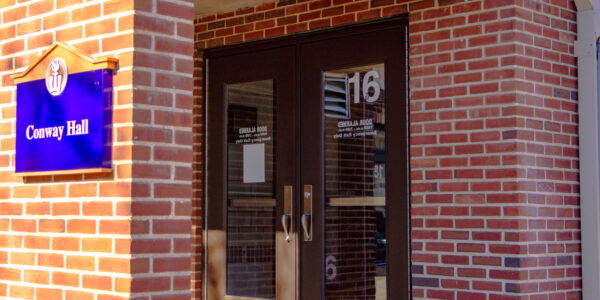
[204,19,409,300]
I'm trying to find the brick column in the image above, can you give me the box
[129,0,195,299]
[0,0,195,299]
[409,1,580,299]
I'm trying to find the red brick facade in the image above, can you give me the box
[408,1,580,299]
[194,0,581,299]
[0,0,582,299]
[0,0,194,299]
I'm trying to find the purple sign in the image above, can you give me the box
[16,69,112,174]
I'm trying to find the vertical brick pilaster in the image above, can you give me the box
[131,0,195,298]
[0,0,196,299]
[409,0,580,299]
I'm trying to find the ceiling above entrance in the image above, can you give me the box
[195,0,273,17]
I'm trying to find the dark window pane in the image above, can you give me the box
[324,65,387,300]
[226,80,276,299]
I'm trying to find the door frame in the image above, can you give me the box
[202,15,411,300]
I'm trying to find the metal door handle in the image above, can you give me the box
[301,213,311,241]
[283,186,293,242]
[282,214,292,242]
[302,185,313,241]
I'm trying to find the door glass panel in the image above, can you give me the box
[226,80,276,299]
[323,64,386,299]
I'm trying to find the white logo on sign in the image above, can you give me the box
[45,57,68,96]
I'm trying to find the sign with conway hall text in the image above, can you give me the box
[12,42,117,175]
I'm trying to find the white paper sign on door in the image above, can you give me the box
[243,143,265,183]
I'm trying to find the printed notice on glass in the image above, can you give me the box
[333,118,376,139]
[243,143,265,183]
[235,126,271,144]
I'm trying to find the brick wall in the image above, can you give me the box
[128,0,194,299]
[0,0,195,299]
[194,0,582,299]
[409,0,580,299]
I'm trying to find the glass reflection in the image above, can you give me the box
[324,64,387,300]
[226,80,276,299]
